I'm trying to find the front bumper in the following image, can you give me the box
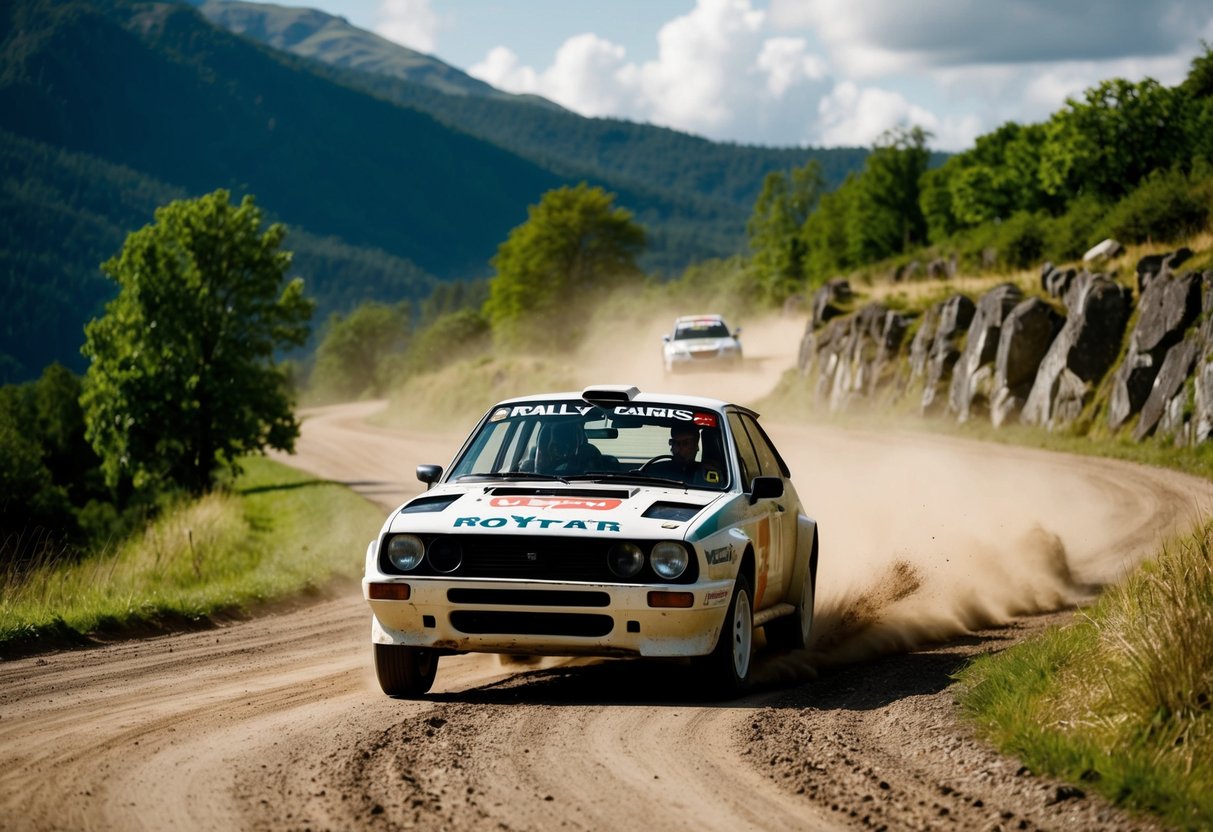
[365,576,734,658]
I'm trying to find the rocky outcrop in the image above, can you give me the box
[1021,276,1131,430]
[1107,270,1202,430]
[921,295,975,414]
[949,283,1023,422]
[797,261,1213,448]
[989,298,1065,427]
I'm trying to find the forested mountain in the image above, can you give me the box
[194,0,868,218]
[0,0,867,383]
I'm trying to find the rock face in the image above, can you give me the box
[797,263,1213,447]
[1021,276,1131,430]
[1107,270,1202,430]
[948,283,1023,422]
[989,298,1065,427]
[1194,274,1213,444]
[921,295,975,414]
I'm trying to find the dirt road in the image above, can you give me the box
[3,330,1212,830]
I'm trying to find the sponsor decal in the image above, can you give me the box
[489,407,511,422]
[509,403,596,418]
[703,589,730,607]
[613,406,695,421]
[704,469,721,484]
[454,515,621,532]
[705,544,733,565]
[693,412,718,428]
[490,496,621,511]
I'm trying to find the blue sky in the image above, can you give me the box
[270,1,1213,152]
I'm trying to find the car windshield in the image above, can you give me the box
[674,321,730,339]
[446,399,731,491]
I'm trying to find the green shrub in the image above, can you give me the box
[1098,167,1211,244]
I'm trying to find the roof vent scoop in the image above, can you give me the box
[581,385,640,408]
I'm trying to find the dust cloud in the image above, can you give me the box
[413,297,1194,682]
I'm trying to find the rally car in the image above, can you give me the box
[661,314,743,373]
[363,385,818,698]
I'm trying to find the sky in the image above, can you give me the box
[272,0,1213,152]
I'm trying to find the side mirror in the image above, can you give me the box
[733,327,743,337]
[662,334,671,343]
[748,475,783,504]
[416,464,443,489]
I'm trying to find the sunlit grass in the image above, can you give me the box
[956,520,1213,828]
[0,457,384,653]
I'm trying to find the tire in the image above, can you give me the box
[703,572,754,698]
[765,537,815,650]
[374,643,438,697]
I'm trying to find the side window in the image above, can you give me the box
[741,415,788,479]
[726,412,760,491]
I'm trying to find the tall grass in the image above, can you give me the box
[955,520,1213,828]
[0,458,384,654]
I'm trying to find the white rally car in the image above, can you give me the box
[363,385,818,698]
[661,314,743,373]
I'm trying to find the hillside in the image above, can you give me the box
[190,0,869,236]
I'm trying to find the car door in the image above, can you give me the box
[726,411,783,610]
[740,414,799,600]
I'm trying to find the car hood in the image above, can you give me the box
[386,482,729,539]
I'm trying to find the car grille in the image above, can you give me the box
[449,610,614,637]
[381,534,698,584]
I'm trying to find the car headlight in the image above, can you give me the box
[428,537,463,573]
[650,541,689,579]
[608,542,644,578]
[386,534,425,571]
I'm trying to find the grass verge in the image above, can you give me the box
[954,520,1213,829]
[0,457,384,657]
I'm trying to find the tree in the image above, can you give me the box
[746,161,825,303]
[483,183,645,347]
[310,301,411,401]
[846,126,931,264]
[1040,78,1189,202]
[82,190,313,495]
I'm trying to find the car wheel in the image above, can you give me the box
[703,572,753,697]
[374,643,438,697]
[766,534,815,650]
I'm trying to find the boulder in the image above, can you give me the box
[1136,247,1193,293]
[1021,277,1132,430]
[1108,270,1202,429]
[1193,273,1213,444]
[1082,238,1123,263]
[990,298,1065,427]
[948,283,1024,422]
[921,294,976,414]
[1134,337,1199,441]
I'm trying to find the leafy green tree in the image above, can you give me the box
[846,126,931,264]
[746,161,825,303]
[310,301,411,401]
[82,190,313,496]
[1040,78,1189,202]
[801,176,858,283]
[484,183,645,347]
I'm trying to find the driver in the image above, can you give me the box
[645,424,721,484]
[523,421,599,475]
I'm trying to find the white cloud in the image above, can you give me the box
[469,46,539,94]
[374,0,443,54]
[814,81,942,147]
[465,0,837,144]
[756,37,828,97]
